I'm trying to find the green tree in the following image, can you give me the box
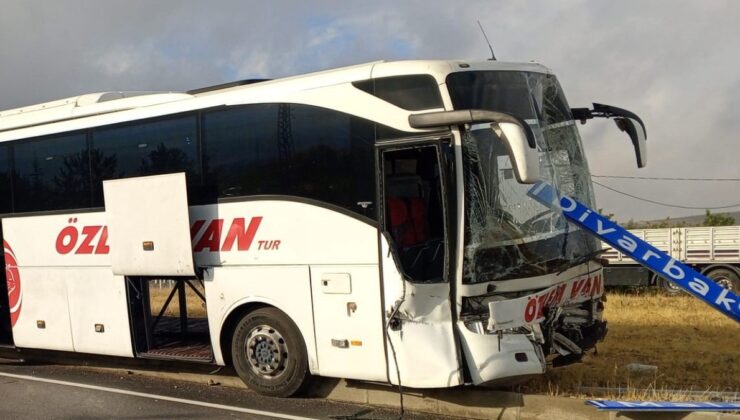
[703,210,735,226]
[139,143,195,177]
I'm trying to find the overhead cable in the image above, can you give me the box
[592,174,740,181]
[592,180,740,210]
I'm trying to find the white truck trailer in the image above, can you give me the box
[602,226,740,294]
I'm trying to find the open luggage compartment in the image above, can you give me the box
[127,277,213,362]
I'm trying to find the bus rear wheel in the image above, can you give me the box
[231,307,311,397]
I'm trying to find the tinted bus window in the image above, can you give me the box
[202,104,376,218]
[13,133,89,212]
[353,75,443,111]
[91,116,199,206]
[0,145,12,214]
[202,105,280,199]
[289,104,376,217]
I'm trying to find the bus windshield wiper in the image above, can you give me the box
[556,248,609,275]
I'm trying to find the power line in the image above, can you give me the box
[592,180,740,210]
[592,174,740,181]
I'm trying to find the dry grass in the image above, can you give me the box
[149,281,208,318]
[520,290,740,400]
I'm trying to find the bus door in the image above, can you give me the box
[378,140,463,388]
[0,223,14,346]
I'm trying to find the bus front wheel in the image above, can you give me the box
[231,307,311,397]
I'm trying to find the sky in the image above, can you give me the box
[1,0,739,221]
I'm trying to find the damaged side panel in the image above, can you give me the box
[380,236,462,388]
[458,327,544,385]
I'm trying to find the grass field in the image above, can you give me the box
[520,291,740,398]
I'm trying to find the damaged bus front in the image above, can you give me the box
[410,67,646,385]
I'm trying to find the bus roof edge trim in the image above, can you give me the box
[0,92,192,133]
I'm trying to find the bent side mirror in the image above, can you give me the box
[571,103,647,168]
[494,122,540,183]
[408,109,540,184]
[614,114,647,168]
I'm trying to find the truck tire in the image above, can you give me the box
[656,275,682,296]
[705,268,740,292]
[231,307,311,397]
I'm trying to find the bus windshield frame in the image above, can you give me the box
[447,70,600,284]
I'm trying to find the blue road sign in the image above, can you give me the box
[587,400,740,411]
[527,181,740,323]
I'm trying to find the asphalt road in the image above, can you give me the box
[0,357,457,420]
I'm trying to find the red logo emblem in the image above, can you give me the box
[4,241,21,327]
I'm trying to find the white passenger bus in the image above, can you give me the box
[0,60,647,396]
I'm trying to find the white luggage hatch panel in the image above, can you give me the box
[103,173,195,276]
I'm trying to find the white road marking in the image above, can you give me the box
[0,371,317,420]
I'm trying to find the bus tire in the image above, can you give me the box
[231,307,311,397]
[705,268,740,293]
[656,275,682,296]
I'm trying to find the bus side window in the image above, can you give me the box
[90,116,199,206]
[0,145,11,214]
[289,104,376,217]
[202,103,378,220]
[201,105,281,200]
[13,133,89,212]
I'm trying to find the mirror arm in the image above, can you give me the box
[570,107,595,123]
[570,103,647,137]
[408,109,536,148]
[571,103,648,169]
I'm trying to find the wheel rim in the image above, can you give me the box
[713,275,735,291]
[659,276,681,294]
[664,281,681,292]
[245,324,289,379]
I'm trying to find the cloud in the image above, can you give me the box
[1,0,738,220]
[91,47,150,77]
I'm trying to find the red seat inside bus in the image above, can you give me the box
[388,197,429,247]
[383,147,445,282]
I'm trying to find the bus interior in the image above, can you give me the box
[383,145,446,282]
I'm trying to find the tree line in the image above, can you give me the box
[621,210,736,229]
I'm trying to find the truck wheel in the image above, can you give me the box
[705,268,740,292]
[231,307,311,397]
[657,275,682,296]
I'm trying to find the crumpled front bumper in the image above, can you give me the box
[487,270,604,333]
[459,270,606,385]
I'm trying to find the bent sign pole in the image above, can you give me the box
[587,400,740,412]
[528,181,740,323]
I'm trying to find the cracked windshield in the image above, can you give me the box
[447,71,600,283]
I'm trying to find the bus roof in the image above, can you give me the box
[0,59,551,138]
